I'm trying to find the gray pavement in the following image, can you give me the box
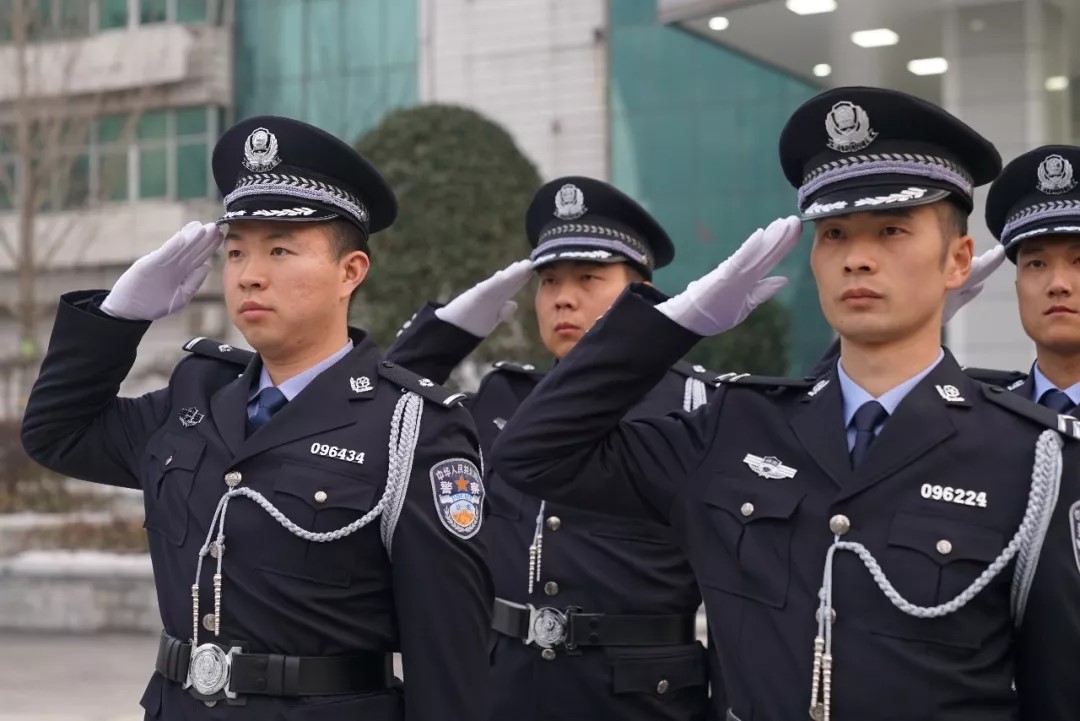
[0,632,157,721]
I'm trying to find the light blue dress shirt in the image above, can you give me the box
[245,340,353,420]
[836,349,945,450]
[1030,362,1080,406]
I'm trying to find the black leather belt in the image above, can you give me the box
[492,598,696,649]
[156,632,392,699]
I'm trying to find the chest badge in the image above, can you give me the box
[350,376,372,394]
[430,458,485,539]
[935,384,965,403]
[178,407,204,428]
[743,453,797,480]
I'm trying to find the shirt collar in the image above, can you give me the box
[249,340,354,402]
[1030,362,1080,405]
[837,348,945,427]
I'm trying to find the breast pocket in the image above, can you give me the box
[143,432,206,546]
[610,642,708,700]
[259,463,378,588]
[866,511,1005,649]
[694,478,804,608]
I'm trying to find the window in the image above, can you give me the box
[139,0,167,25]
[98,0,128,30]
[176,0,207,23]
[0,106,220,212]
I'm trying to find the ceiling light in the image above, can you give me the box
[708,16,729,31]
[786,0,837,15]
[907,57,948,76]
[851,28,899,48]
[1046,76,1070,91]
[813,63,832,78]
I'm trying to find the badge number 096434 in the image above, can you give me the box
[310,442,365,464]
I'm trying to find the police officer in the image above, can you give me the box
[958,145,1080,409]
[491,87,1080,720]
[388,177,720,721]
[21,116,492,721]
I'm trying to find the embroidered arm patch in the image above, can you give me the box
[430,458,485,539]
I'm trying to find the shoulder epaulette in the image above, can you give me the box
[491,360,545,376]
[671,361,724,386]
[182,337,253,366]
[715,372,816,389]
[963,366,1028,389]
[377,360,468,408]
[981,383,1080,440]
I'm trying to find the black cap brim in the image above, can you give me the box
[530,246,632,269]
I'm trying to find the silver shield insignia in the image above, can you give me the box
[1036,154,1077,195]
[743,453,798,480]
[242,127,282,172]
[553,183,587,220]
[825,101,878,152]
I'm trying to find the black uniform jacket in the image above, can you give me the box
[21,291,493,721]
[491,285,1080,721]
[388,301,722,721]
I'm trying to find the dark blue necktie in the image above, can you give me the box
[1038,389,1075,414]
[248,386,288,434]
[850,400,888,468]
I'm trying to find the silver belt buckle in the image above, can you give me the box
[184,642,241,700]
[525,605,568,649]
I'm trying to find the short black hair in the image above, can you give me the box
[326,218,370,260]
[937,199,969,239]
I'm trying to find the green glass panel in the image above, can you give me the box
[96,114,127,143]
[140,0,167,24]
[176,142,208,199]
[176,0,207,23]
[176,107,208,136]
[98,0,128,29]
[60,153,90,209]
[138,147,167,198]
[98,151,128,202]
[0,160,16,209]
[137,110,168,140]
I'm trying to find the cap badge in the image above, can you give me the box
[242,127,282,172]
[1036,154,1077,195]
[825,101,878,153]
[554,183,587,220]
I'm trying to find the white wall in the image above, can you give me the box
[418,0,610,181]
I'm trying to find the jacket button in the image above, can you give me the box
[202,613,215,631]
[740,502,754,517]
[829,514,851,535]
[546,516,562,531]
[541,648,556,661]
[314,490,327,504]
[657,679,670,694]
[936,539,953,555]
[544,581,559,596]
[224,471,242,487]
[815,607,836,624]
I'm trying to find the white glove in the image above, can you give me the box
[434,259,533,338]
[100,221,222,321]
[943,245,1005,324]
[656,216,802,336]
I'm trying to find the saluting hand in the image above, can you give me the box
[100,221,223,321]
[943,244,1005,324]
[656,216,803,336]
[434,259,534,338]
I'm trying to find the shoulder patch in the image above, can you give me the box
[963,366,1028,389]
[492,360,544,376]
[430,458,484,539]
[715,372,816,390]
[671,360,724,386]
[377,360,467,407]
[182,337,252,366]
[981,383,1080,440]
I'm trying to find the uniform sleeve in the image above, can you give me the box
[491,286,722,523]
[21,291,167,489]
[1014,490,1080,719]
[384,303,485,385]
[391,404,493,721]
